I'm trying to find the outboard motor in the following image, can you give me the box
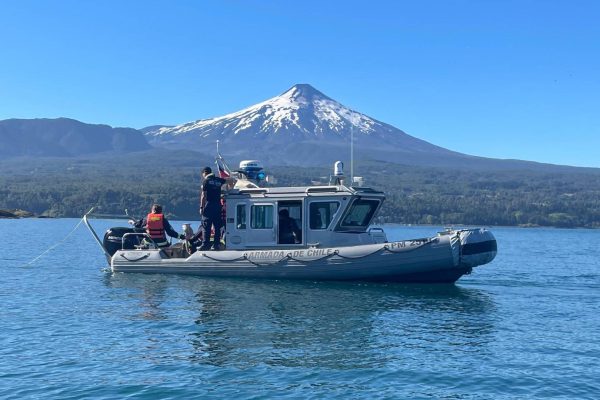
[459,229,498,267]
[103,227,141,257]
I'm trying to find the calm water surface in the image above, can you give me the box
[0,219,598,399]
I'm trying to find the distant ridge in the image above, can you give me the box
[0,118,151,157]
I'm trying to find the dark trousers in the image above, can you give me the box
[201,214,222,249]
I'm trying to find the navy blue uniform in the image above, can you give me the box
[200,174,226,250]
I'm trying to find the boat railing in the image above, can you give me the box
[83,212,111,259]
[305,186,339,193]
[238,187,268,194]
[122,232,159,250]
[367,227,387,243]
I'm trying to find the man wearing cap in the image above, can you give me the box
[199,167,227,250]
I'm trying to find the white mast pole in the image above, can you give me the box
[350,126,354,184]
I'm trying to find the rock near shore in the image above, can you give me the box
[0,209,35,218]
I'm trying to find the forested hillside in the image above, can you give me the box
[1,152,599,227]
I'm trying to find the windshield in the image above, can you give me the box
[339,199,380,229]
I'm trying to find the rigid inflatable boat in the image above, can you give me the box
[84,162,497,283]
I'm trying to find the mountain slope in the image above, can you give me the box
[145,84,595,172]
[144,84,477,166]
[0,118,151,157]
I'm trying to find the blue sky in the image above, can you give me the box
[1,0,599,167]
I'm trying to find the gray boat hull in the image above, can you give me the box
[109,229,497,283]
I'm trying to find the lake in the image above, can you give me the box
[0,219,598,399]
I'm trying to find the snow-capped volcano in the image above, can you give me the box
[147,84,383,140]
[144,84,460,166]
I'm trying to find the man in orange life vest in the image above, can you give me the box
[135,204,184,248]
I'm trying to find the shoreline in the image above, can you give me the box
[0,209,39,219]
[1,213,597,230]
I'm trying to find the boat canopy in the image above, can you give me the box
[224,185,385,250]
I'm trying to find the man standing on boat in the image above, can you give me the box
[199,166,226,250]
[135,204,184,248]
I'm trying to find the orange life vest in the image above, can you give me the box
[146,213,165,239]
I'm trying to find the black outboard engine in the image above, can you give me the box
[103,227,142,257]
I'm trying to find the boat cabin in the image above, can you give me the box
[224,185,386,250]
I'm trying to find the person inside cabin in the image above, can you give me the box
[310,209,324,229]
[199,166,227,250]
[278,208,301,244]
[135,204,184,248]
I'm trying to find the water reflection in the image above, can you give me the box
[103,273,170,321]
[104,274,497,369]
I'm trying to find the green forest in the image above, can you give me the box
[1,153,600,228]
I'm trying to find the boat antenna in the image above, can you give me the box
[350,125,354,184]
[216,139,220,155]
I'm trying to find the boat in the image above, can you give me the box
[84,160,497,283]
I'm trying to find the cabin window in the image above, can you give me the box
[236,204,246,229]
[340,199,380,228]
[251,205,273,229]
[309,201,339,230]
[278,200,302,244]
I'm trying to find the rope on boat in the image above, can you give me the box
[201,253,248,263]
[195,238,437,267]
[119,253,150,262]
[285,251,339,264]
[201,251,340,266]
[243,256,284,267]
[333,247,386,260]
[201,252,286,267]
[21,215,87,267]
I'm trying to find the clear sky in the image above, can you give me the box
[1,0,599,167]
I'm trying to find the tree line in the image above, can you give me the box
[1,156,599,228]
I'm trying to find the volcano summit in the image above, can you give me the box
[143,84,469,167]
[143,84,576,171]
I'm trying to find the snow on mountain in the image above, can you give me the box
[144,84,462,166]
[146,84,373,137]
